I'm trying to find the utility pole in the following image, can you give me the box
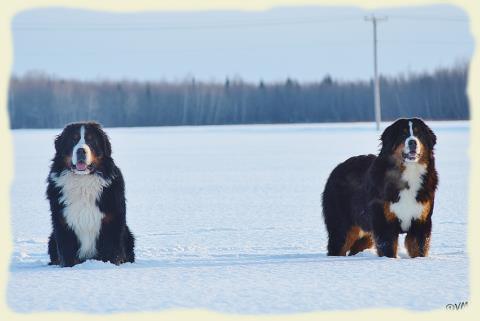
[365,14,387,131]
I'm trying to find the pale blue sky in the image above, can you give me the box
[11,4,474,82]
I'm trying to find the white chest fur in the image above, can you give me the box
[390,162,427,231]
[51,171,111,259]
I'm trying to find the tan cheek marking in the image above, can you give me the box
[393,143,405,163]
[383,202,398,222]
[418,141,430,165]
[63,155,72,167]
[90,150,102,167]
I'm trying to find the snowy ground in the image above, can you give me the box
[7,121,469,314]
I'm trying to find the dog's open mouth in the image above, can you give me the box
[74,161,88,171]
[403,151,418,161]
[72,161,95,173]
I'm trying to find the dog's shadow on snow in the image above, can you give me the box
[11,250,422,272]
[11,245,466,272]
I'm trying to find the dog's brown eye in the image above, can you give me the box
[86,134,92,140]
[73,134,79,140]
[403,128,408,133]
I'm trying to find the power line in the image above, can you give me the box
[12,16,360,31]
[14,40,473,57]
[387,14,468,21]
[12,14,468,31]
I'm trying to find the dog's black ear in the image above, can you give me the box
[102,130,112,158]
[54,125,71,154]
[426,125,437,149]
[380,119,402,154]
[415,118,436,149]
[89,122,112,158]
[54,133,64,154]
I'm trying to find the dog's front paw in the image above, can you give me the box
[60,258,81,267]
[110,255,126,266]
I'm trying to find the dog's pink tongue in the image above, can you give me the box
[76,162,87,171]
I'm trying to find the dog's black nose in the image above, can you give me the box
[76,148,86,160]
[408,140,417,150]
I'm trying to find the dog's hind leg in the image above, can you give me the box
[348,234,374,256]
[323,191,356,256]
[327,230,347,256]
[327,226,361,256]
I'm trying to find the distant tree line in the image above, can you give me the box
[8,65,469,129]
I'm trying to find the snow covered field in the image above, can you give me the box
[7,121,469,314]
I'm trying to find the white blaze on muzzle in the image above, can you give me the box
[404,121,421,162]
[71,126,93,169]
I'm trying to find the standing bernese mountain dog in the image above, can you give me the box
[322,118,438,258]
[47,121,135,267]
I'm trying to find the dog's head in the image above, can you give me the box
[380,118,436,164]
[54,122,112,175]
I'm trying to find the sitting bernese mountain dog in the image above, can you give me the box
[322,118,438,258]
[47,121,135,267]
